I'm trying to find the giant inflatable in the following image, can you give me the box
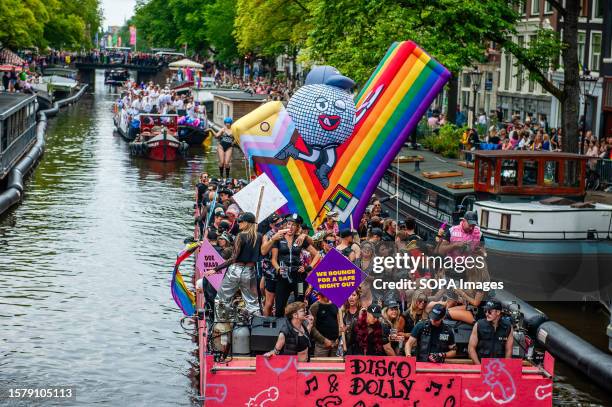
[233,41,451,229]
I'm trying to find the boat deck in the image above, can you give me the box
[390,146,475,197]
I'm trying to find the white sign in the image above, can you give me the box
[233,173,287,222]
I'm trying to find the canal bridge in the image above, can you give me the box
[75,62,166,85]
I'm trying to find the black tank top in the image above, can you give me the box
[220,131,234,145]
[236,232,262,263]
[316,303,339,341]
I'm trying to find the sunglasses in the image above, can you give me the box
[417,298,426,303]
[486,309,499,314]
[325,240,336,244]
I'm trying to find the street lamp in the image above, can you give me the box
[579,69,598,155]
[469,67,483,127]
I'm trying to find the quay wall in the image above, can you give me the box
[0,85,89,216]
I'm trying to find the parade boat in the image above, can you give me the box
[189,250,555,406]
[104,68,129,86]
[177,112,210,146]
[129,114,188,161]
[112,99,138,141]
[471,151,612,302]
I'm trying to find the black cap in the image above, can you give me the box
[339,229,353,238]
[267,213,281,223]
[207,229,218,240]
[430,304,447,321]
[370,228,383,237]
[484,299,503,311]
[238,212,256,223]
[464,210,478,226]
[214,207,225,217]
[220,188,233,197]
[219,220,231,231]
[284,213,303,225]
[385,300,400,309]
[366,304,382,318]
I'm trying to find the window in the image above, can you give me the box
[590,32,602,72]
[501,159,518,186]
[593,0,603,19]
[462,73,471,88]
[518,1,526,15]
[481,210,489,229]
[504,53,512,90]
[544,1,553,14]
[543,161,559,186]
[528,35,538,92]
[516,37,525,92]
[563,160,580,187]
[479,160,491,184]
[522,160,539,186]
[532,0,540,15]
[577,31,586,67]
[501,214,511,234]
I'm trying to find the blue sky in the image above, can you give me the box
[102,0,136,27]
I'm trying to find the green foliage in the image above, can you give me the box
[204,0,239,64]
[421,124,465,159]
[0,0,100,50]
[133,0,179,49]
[234,0,311,56]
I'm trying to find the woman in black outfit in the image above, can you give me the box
[204,212,262,319]
[271,214,320,317]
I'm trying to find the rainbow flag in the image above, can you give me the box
[237,41,450,230]
[171,242,199,316]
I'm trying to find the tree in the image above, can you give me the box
[204,0,239,65]
[133,0,179,49]
[234,0,311,80]
[0,0,49,49]
[307,0,581,153]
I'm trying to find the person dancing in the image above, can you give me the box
[215,117,234,179]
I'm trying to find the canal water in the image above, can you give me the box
[0,71,610,406]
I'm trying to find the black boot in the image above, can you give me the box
[219,166,224,177]
[225,167,230,179]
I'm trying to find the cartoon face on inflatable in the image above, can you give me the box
[286,84,356,149]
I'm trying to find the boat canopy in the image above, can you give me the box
[473,151,588,197]
[168,58,203,70]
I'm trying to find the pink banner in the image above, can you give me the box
[129,26,136,46]
[204,355,554,406]
[195,239,226,291]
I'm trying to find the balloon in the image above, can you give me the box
[233,41,450,230]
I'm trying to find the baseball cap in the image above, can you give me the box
[484,299,503,311]
[386,300,400,309]
[430,304,447,321]
[214,207,225,217]
[463,211,479,226]
[370,228,383,237]
[366,304,382,318]
[238,212,256,223]
[284,213,303,225]
[326,211,339,219]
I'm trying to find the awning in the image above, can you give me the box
[168,58,203,70]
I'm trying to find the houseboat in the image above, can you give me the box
[471,151,612,302]
[0,93,38,181]
[376,148,612,302]
[129,114,188,161]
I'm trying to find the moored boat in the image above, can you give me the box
[129,114,188,161]
[105,68,129,85]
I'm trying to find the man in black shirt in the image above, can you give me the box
[405,304,456,363]
[310,292,340,357]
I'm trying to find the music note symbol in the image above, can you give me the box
[425,380,443,396]
[447,378,455,389]
[305,376,319,395]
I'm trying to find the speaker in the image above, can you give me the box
[250,316,284,353]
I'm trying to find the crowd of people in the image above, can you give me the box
[116,78,206,119]
[193,162,511,364]
[1,68,41,94]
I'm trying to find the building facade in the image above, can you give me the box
[600,0,612,138]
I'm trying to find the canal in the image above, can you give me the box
[0,71,610,406]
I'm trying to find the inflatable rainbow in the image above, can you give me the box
[233,41,451,230]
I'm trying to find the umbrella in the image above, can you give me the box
[168,58,203,70]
